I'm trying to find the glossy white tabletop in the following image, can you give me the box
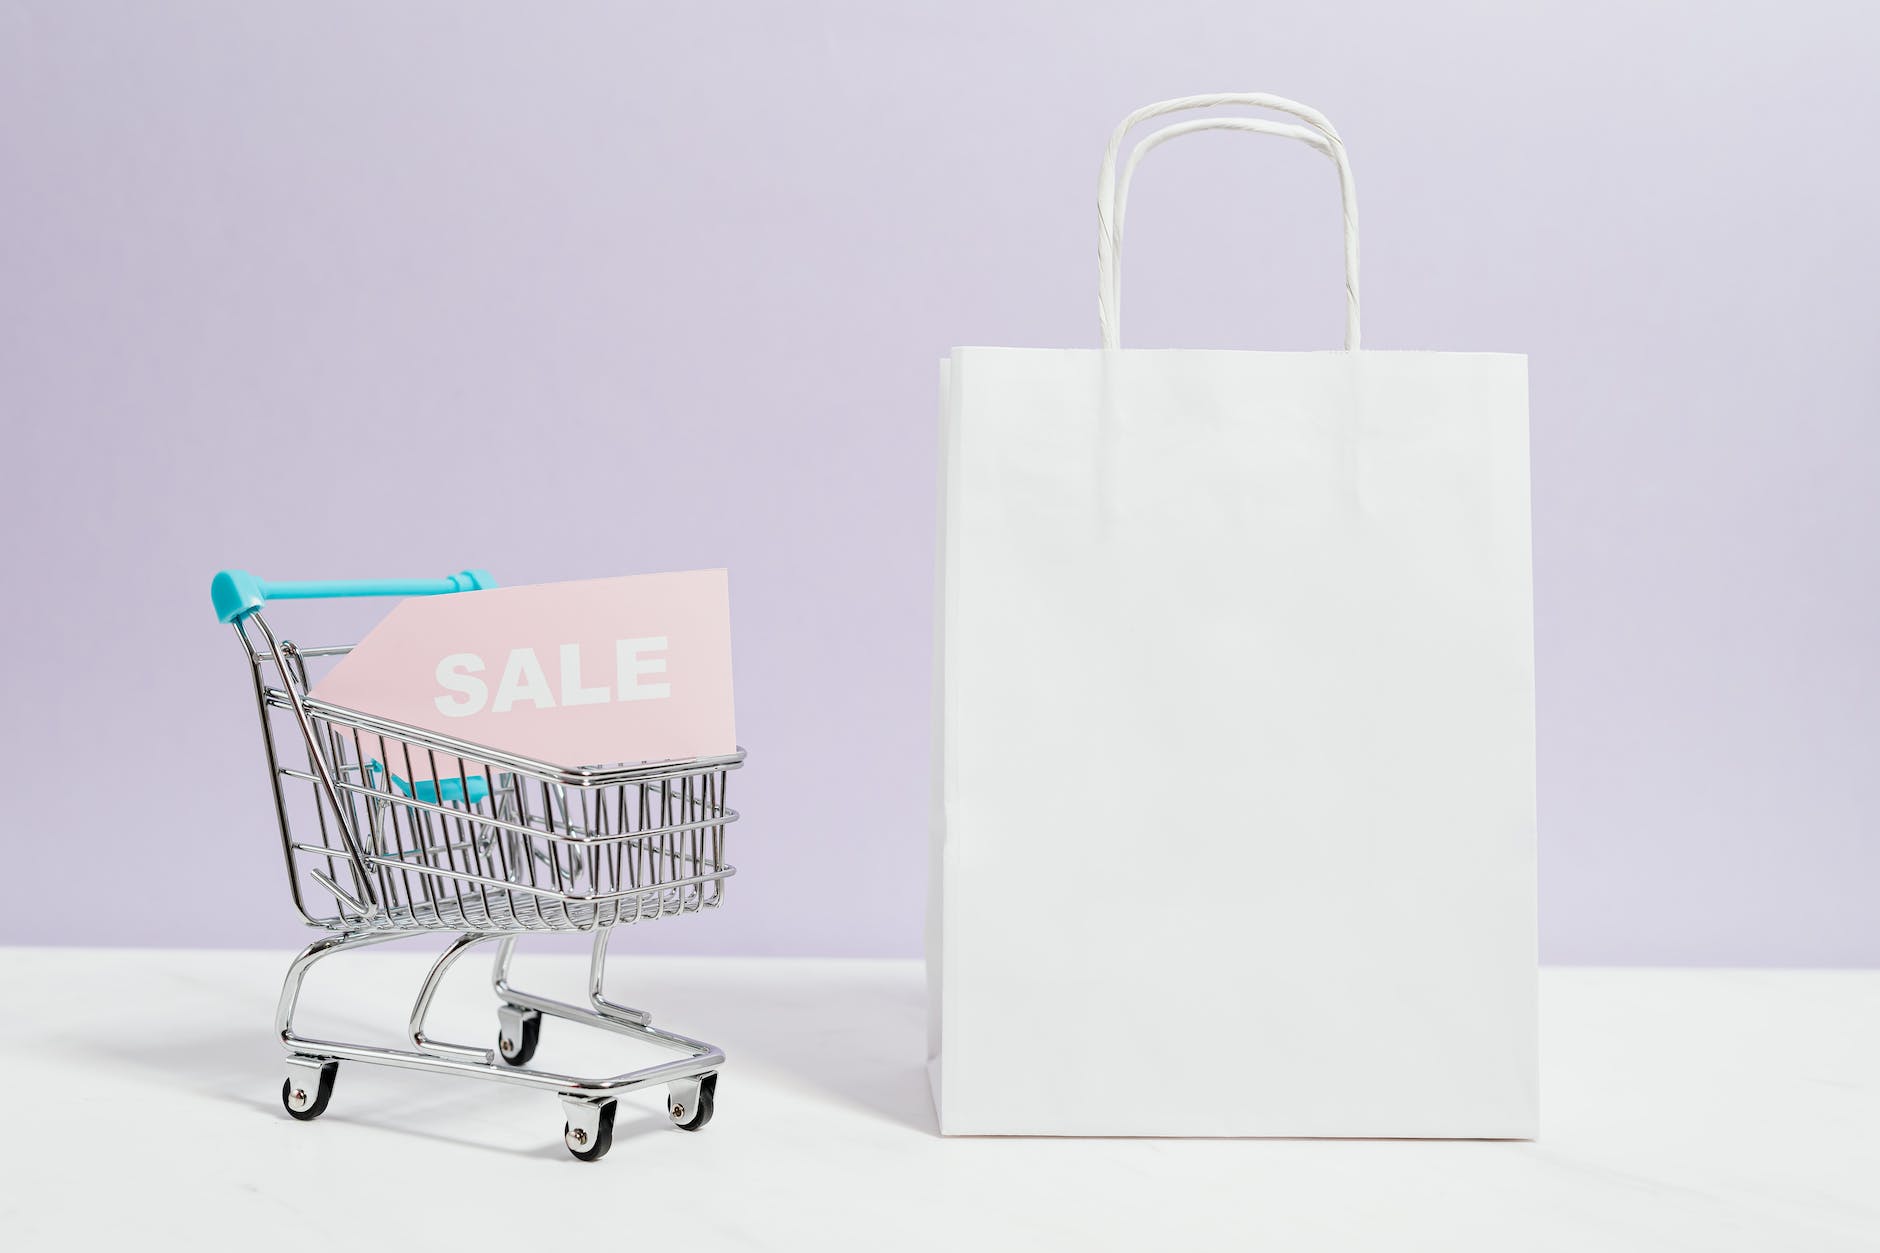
[2,948,1872,1251]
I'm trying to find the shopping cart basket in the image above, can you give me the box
[213,568,743,1161]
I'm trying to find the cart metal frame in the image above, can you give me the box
[216,569,742,1160]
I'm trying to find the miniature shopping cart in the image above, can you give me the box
[213,568,742,1161]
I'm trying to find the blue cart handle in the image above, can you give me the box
[212,568,494,623]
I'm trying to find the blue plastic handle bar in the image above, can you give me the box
[211,568,495,623]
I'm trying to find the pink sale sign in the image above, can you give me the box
[311,570,736,771]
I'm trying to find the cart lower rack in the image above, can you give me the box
[215,569,743,1161]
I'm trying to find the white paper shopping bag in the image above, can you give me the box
[928,94,1538,1138]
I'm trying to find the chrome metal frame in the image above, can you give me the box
[233,606,744,1157]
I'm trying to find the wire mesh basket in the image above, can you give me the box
[263,663,741,934]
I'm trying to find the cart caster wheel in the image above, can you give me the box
[281,1062,337,1121]
[564,1100,616,1162]
[497,1005,541,1066]
[670,1073,716,1132]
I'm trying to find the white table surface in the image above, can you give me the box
[1,947,1872,1251]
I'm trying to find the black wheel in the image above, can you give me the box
[565,1100,616,1162]
[671,1072,716,1132]
[282,1063,337,1122]
[498,1008,541,1066]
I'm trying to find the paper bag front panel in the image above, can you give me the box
[931,346,1537,1138]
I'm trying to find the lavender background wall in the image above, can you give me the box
[3,1,1875,964]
